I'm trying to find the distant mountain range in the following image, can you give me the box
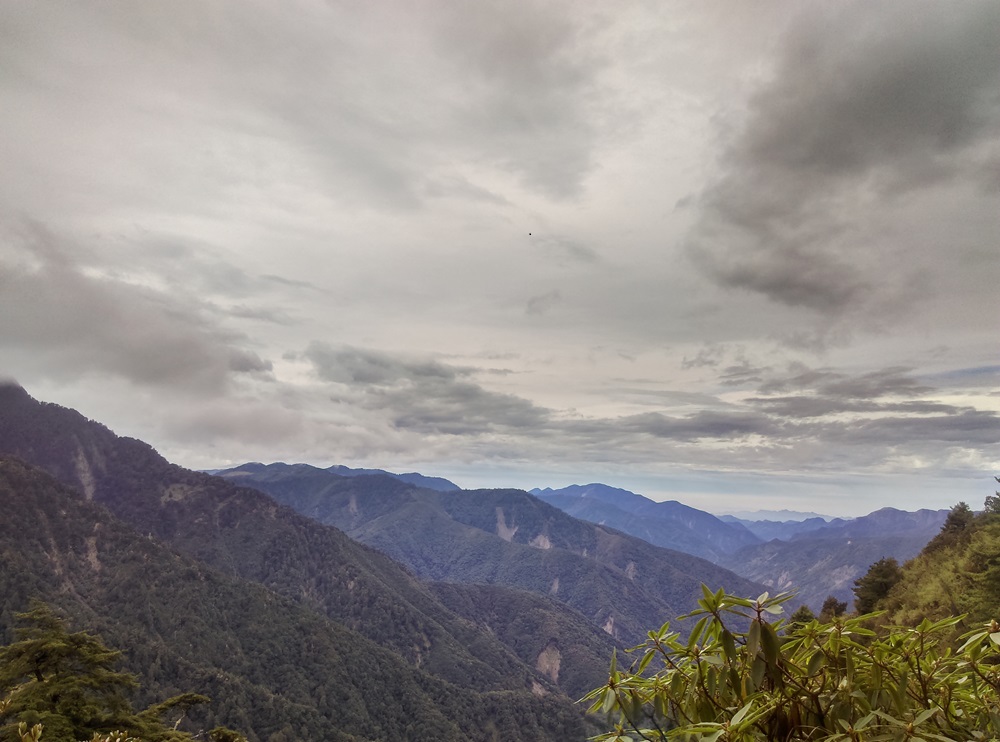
[718,515,850,542]
[530,482,947,613]
[206,463,461,491]
[718,507,948,610]
[217,463,763,648]
[530,483,760,563]
[719,509,835,522]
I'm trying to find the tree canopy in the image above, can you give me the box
[851,558,903,615]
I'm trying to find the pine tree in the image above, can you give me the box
[0,603,206,742]
[817,595,847,622]
[852,556,903,614]
[785,604,815,630]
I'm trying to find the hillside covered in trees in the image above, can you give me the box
[0,385,605,740]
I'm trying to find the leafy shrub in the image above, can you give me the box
[585,586,1000,741]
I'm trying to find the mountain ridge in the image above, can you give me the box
[530,483,760,562]
[217,462,765,647]
[0,383,603,739]
[0,455,589,741]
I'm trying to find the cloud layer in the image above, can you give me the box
[1,1,998,515]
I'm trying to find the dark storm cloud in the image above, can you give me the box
[0,222,272,391]
[304,342,549,435]
[689,1,1000,315]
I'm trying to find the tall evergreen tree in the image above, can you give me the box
[817,595,847,622]
[852,556,903,614]
[0,603,205,742]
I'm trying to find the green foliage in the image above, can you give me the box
[786,605,815,631]
[585,586,1000,741]
[881,495,1000,628]
[207,728,247,742]
[0,603,204,742]
[817,596,846,623]
[924,501,974,553]
[852,558,903,615]
[984,479,1000,515]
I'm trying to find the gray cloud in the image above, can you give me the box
[304,343,549,435]
[682,346,725,369]
[830,410,1000,447]
[531,234,600,264]
[430,0,602,198]
[718,360,769,387]
[618,409,778,442]
[1,2,997,513]
[689,1,1000,318]
[526,290,562,315]
[305,344,469,385]
[0,221,272,392]
[748,395,964,420]
[758,365,931,399]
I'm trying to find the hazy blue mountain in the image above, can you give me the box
[218,463,765,646]
[719,515,850,542]
[719,509,835,522]
[530,483,761,562]
[326,463,461,491]
[720,507,948,612]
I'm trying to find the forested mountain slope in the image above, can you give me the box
[879,503,1000,628]
[531,483,760,562]
[719,507,947,612]
[218,462,764,647]
[0,384,599,740]
[0,457,588,742]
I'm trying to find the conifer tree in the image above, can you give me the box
[852,556,903,614]
[0,603,206,742]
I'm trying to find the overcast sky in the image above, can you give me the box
[2,1,998,516]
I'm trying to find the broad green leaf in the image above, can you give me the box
[807,649,827,675]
